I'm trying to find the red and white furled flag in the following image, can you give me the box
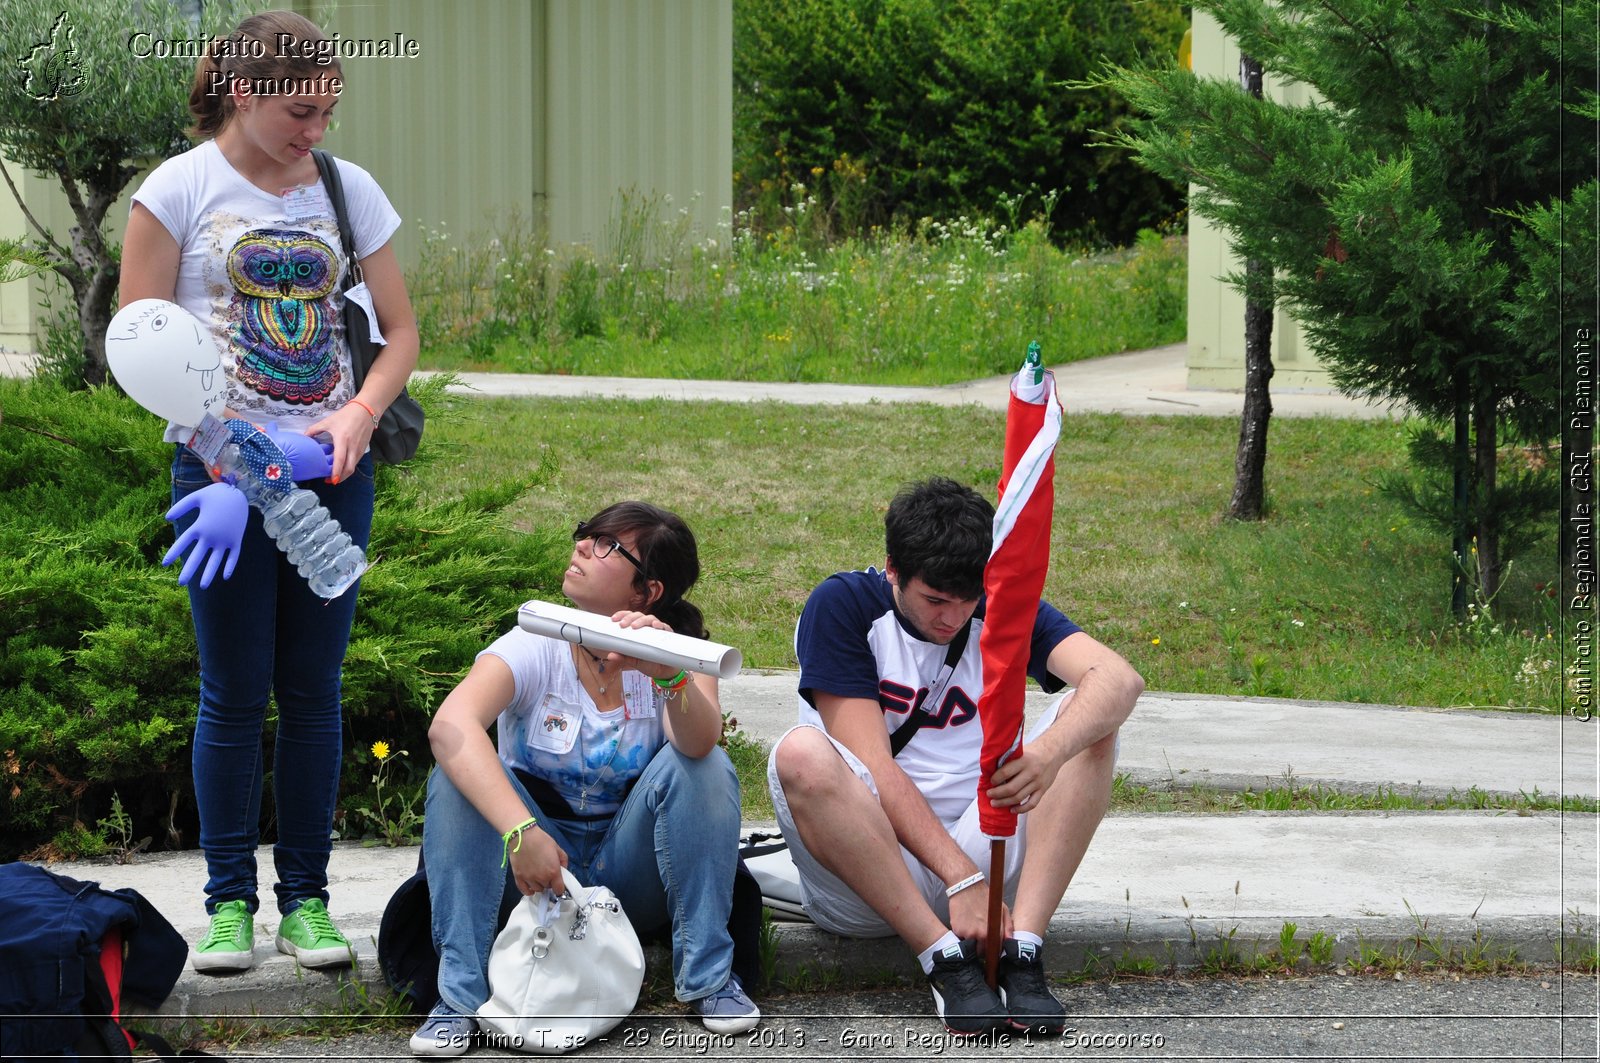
[976,347,1062,839]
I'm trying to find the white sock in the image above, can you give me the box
[1012,929,1044,950]
[917,931,963,974]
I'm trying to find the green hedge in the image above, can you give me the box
[0,377,564,859]
[733,0,1189,244]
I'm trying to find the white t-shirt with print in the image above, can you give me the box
[130,139,400,441]
[482,628,667,817]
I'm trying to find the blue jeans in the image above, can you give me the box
[171,446,375,916]
[423,743,741,1008]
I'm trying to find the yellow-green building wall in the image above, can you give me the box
[1186,9,1330,391]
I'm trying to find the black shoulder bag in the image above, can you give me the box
[312,149,424,463]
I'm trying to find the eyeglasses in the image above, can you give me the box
[573,521,646,575]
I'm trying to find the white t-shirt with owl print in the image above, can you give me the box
[130,139,401,441]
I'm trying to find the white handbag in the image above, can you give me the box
[477,867,646,1054]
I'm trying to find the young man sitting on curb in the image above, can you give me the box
[767,477,1141,1035]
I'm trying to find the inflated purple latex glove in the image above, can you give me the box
[264,421,334,481]
[162,481,248,588]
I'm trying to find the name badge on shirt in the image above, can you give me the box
[280,184,328,221]
[624,687,658,721]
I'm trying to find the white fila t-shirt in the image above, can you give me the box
[794,567,1080,823]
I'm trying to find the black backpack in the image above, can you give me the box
[0,862,204,1061]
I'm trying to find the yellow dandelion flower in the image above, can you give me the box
[1151,637,1161,646]
[371,740,391,761]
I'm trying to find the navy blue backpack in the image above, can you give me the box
[0,862,192,1061]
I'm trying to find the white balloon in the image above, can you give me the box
[105,299,226,426]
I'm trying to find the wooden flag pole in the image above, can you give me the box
[986,838,1005,989]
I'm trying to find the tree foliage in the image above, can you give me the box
[734,0,1189,244]
[0,376,566,859]
[0,0,244,387]
[1096,0,1595,603]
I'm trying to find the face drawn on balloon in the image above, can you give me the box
[105,299,227,425]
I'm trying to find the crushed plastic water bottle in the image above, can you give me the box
[214,440,370,599]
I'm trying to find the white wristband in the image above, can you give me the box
[944,872,984,898]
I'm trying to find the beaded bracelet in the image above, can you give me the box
[500,816,538,868]
[944,872,985,898]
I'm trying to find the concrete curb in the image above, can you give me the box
[35,674,1598,1028]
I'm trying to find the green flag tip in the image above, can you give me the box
[1023,341,1043,383]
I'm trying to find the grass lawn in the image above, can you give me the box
[419,394,1560,715]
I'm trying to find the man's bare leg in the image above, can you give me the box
[1010,730,1118,935]
[772,727,948,952]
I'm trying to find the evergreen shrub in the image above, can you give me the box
[733,0,1189,244]
[0,376,564,859]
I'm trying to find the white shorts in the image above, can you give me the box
[766,697,1071,938]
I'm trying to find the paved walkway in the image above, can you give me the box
[416,343,1403,419]
[0,349,38,379]
[3,342,1404,418]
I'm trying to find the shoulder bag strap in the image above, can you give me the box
[310,148,360,284]
[888,623,972,758]
[311,149,373,387]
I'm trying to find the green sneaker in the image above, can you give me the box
[192,899,255,973]
[274,897,354,968]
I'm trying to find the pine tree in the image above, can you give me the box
[1095,0,1595,608]
[1229,52,1272,522]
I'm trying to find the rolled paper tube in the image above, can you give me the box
[517,600,743,679]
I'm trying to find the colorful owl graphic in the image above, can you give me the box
[227,228,341,405]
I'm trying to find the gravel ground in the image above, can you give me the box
[184,970,1596,1061]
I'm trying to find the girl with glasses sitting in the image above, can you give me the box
[411,502,758,1056]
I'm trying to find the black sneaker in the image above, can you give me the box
[998,938,1066,1035]
[926,939,1008,1035]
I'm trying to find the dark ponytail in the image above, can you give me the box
[652,598,708,643]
